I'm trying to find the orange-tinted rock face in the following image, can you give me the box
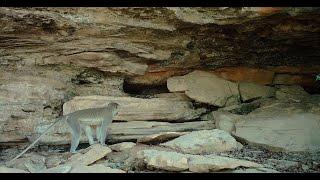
[127,65,319,89]
[126,68,191,86]
[253,7,282,15]
[211,67,275,85]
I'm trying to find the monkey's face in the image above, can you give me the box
[109,102,120,116]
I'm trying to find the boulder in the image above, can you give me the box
[239,82,275,102]
[161,129,241,154]
[63,96,206,122]
[70,164,125,173]
[109,142,136,152]
[167,70,240,107]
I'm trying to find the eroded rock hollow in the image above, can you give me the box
[0,7,319,173]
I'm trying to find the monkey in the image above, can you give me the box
[9,102,120,162]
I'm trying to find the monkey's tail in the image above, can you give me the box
[8,116,65,163]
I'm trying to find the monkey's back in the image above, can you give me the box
[66,107,108,126]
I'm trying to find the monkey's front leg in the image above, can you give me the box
[99,120,110,146]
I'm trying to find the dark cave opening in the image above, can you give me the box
[123,80,170,97]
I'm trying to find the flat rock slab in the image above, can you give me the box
[233,113,320,152]
[63,96,206,122]
[0,166,29,173]
[137,149,189,172]
[136,149,262,172]
[167,70,240,107]
[137,132,189,144]
[70,164,125,173]
[109,142,136,152]
[231,167,279,173]
[161,129,240,154]
[188,155,263,173]
[67,144,112,166]
[239,82,275,102]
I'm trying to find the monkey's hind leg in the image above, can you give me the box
[67,118,81,153]
[83,125,95,145]
[96,126,100,143]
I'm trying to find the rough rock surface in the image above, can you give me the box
[161,129,241,154]
[167,71,240,107]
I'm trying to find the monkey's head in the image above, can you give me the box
[108,102,120,116]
